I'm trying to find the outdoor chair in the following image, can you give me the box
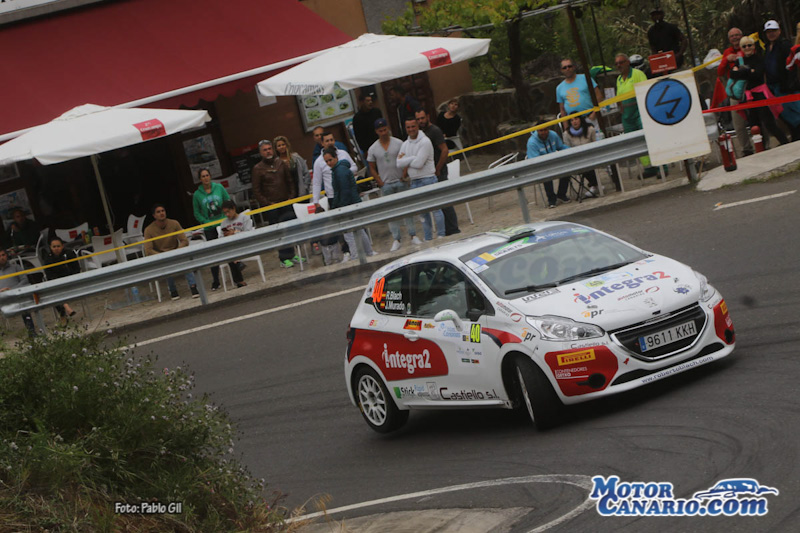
[55,222,89,244]
[215,224,266,291]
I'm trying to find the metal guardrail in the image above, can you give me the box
[0,131,649,317]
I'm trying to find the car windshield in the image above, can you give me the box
[459,225,649,298]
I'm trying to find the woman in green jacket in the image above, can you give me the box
[192,168,230,290]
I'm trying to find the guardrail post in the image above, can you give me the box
[193,270,208,305]
[517,187,531,223]
[32,310,46,336]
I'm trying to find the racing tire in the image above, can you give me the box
[513,356,562,430]
[353,367,409,433]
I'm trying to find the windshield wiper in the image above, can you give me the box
[553,261,634,286]
[504,282,560,296]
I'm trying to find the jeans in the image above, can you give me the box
[343,229,373,257]
[543,178,571,206]
[167,271,196,295]
[266,206,298,261]
[410,176,445,240]
[380,181,416,241]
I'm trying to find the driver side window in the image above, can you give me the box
[412,262,482,319]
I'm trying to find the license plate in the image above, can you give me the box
[638,320,697,352]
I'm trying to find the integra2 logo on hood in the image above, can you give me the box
[573,272,670,303]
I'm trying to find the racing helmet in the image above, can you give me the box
[629,54,644,68]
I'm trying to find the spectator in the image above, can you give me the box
[388,85,421,138]
[142,204,198,300]
[0,249,36,336]
[762,20,800,141]
[556,58,602,129]
[729,36,789,148]
[192,168,229,291]
[436,97,462,138]
[44,236,79,320]
[252,140,302,269]
[311,126,348,164]
[415,109,460,235]
[274,135,311,197]
[562,115,601,198]
[218,200,252,288]
[397,117,445,240]
[647,7,687,70]
[323,146,375,261]
[615,53,659,177]
[367,118,420,252]
[717,27,754,156]
[787,23,800,73]
[312,132,357,207]
[526,120,570,209]
[352,92,383,156]
[8,207,40,248]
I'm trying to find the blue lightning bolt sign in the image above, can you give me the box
[644,79,692,126]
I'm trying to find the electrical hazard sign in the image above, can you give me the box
[634,69,710,165]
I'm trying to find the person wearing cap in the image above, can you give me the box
[352,92,383,157]
[647,7,687,70]
[251,139,301,268]
[762,20,800,141]
[717,27,754,156]
[367,118,420,252]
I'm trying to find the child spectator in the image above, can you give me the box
[322,146,376,262]
[218,200,252,288]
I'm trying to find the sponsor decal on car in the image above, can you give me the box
[494,301,518,317]
[554,366,589,379]
[557,349,596,366]
[589,476,778,517]
[350,330,449,380]
[713,299,735,345]
[521,328,536,342]
[581,310,604,319]
[521,288,560,302]
[404,319,422,330]
[423,322,436,329]
[573,272,671,304]
[673,284,692,295]
[545,346,619,396]
[439,388,500,400]
[438,322,462,339]
[482,328,522,348]
[460,358,481,364]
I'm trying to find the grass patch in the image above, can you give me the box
[0,330,288,531]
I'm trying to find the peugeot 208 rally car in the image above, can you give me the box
[344,222,735,433]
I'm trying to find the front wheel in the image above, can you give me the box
[353,367,409,433]
[513,356,562,430]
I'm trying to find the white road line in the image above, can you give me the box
[124,285,365,350]
[287,474,595,533]
[714,190,796,210]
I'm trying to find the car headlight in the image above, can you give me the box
[694,271,716,302]
[526,315,604,341]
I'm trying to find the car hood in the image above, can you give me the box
[505,256,701,330]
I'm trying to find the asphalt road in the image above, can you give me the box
[121,174,800,532]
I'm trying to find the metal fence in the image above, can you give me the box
[0,131,651,317]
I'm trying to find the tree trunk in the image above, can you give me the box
[508,16,535,121]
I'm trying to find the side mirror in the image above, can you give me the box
[466,308,483,322]
[434,309,463,331]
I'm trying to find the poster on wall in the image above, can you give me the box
[0,188,33,231]
[183,134,223,182]
[0,163,20,184]
[298,83,355,132]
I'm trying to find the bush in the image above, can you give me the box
[0,330,285,531]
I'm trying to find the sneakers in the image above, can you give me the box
[211,282,220,291]
[342,252,352,263]
[411,236,422,245]
[368,251,379,256]
[292,255,306,264]
[585,186,599,198]
[280,259,295,268]
[170,290,180,301]
[557,196,571,204]
[190,285,199,299]
[548,203,557,209]
[390,240,401,252]
[236,281,247,288]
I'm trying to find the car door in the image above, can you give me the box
[409,261,501,401]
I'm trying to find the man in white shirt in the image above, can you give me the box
[368,119,421,251]
[396,117,445,241]
[312,131,357,209]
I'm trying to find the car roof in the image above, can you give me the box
[383,221,583,269]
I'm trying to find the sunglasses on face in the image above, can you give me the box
[561,65,574,70]
[741,44,754,48]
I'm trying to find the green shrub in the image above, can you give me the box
[0,330,285,531]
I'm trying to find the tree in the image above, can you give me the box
[383,1,559,120]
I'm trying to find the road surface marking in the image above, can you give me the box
[287,474,595,532]
[714,190,796,210]
[124,285,365,349]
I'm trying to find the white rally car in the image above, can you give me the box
[345,222,735,433]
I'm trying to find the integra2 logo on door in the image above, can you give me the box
[351,330,449,380]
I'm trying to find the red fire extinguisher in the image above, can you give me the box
[718,133,737,172]
[750,125,765,153]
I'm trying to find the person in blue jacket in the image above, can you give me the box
[526,121,571,208]
[322,146,375,261]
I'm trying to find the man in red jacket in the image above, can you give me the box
[717,27,753,157]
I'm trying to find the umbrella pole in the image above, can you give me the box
[91,154,125,264]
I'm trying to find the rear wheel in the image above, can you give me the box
[513,356,562,430]
[353,367,409,433]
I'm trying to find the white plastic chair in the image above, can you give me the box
[445,159,473,224]
[55,222,89,243]
[122,214,147,259]
[216,224,266,291]
[14,228,49,269]
[292,199,331,270]
[446,136,471,171]
[82,229,126,269]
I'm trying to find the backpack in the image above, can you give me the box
[725,57,747,101]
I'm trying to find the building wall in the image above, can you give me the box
[360,0,407,34]
[300,0,368,38]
